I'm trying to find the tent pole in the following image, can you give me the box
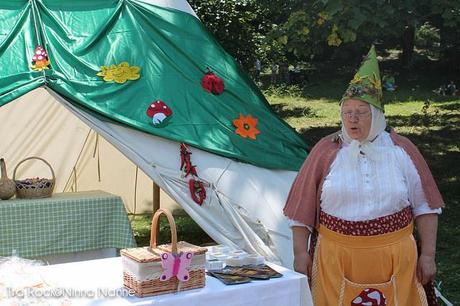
[152,182,160,213]
[152,182,160,234]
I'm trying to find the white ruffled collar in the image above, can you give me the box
[340,131,395,169]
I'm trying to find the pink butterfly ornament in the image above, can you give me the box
[160,251,193,282]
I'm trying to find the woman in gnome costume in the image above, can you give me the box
[284,46,444,306]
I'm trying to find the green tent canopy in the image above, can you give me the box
[0,0,308,171]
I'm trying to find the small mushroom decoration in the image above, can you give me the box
[31,46,50,71]
[146,100,173,127]
[352,288,386,306]
[201,70,224,95]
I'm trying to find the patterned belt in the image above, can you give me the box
[319,206,413,236]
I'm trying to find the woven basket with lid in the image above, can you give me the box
[121,208,207,297]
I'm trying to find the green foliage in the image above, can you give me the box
[431,0,460,28]
[414,22,442,61]
[130,213,214,247]
[301,0,459,66]
[263,84,304,98]
[188,0,270,69]
[188,0,460,69]
[267,0,400,62]
[269,11,311,60]
[416,22,441,49]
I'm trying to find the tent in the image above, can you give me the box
[0,0,309,267]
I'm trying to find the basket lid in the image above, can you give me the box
[158,241,207,255]
[121,241,207,263]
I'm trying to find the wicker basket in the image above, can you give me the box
[121,208,207,297]
[13,157,55,199]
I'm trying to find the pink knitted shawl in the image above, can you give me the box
[283,130,445,227]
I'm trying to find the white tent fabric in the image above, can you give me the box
[139,0,197,17]
[0,87,298,267]
[0,90,90,192]
[0,88,170,214]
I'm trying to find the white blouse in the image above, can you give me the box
[320,131,441,221]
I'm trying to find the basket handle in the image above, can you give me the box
[150,208,178,254]
[12,156,55,182]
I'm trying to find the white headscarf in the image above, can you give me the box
[340,103,387,167]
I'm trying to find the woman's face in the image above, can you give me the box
[341,99,372,141]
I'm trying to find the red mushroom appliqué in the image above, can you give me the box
[146,100,173,127]
[352,288,386,306]
[31,46,50,71]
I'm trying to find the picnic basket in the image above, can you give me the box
[13,157,55,199]
[121,208,207,297]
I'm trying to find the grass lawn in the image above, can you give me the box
[131,70,459,304]
[129,212,214,248]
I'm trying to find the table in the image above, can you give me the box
[25,257,312,306]
[0,191,136,259]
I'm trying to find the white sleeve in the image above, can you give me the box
[398,148,442,217]
[287,218,314,233]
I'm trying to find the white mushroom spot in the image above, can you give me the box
[368,291,381,303]
[352,297,362,303]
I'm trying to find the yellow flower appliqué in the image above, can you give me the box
[97,62,140,84]
[350,73,363,84]
[370,72,382,91]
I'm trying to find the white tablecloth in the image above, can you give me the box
[24,257,312,306]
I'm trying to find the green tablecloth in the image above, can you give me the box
[0,190,136,258]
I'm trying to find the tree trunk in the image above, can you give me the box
[401,25,415,67]
[440,26,460,72]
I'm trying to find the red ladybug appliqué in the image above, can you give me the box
[146,100,173,127]
[201,71,224,95]
[352,288,386,306]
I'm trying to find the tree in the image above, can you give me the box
[188,0,271,70]
[268,0,460,69]
[430,1,460,70]
[189,0,460,71]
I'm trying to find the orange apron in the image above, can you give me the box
[311,223,428,306]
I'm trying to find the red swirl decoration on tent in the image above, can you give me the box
[188,179,206,205]
[180,143,206,206]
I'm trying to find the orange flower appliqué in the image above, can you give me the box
[233,113,260,140]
